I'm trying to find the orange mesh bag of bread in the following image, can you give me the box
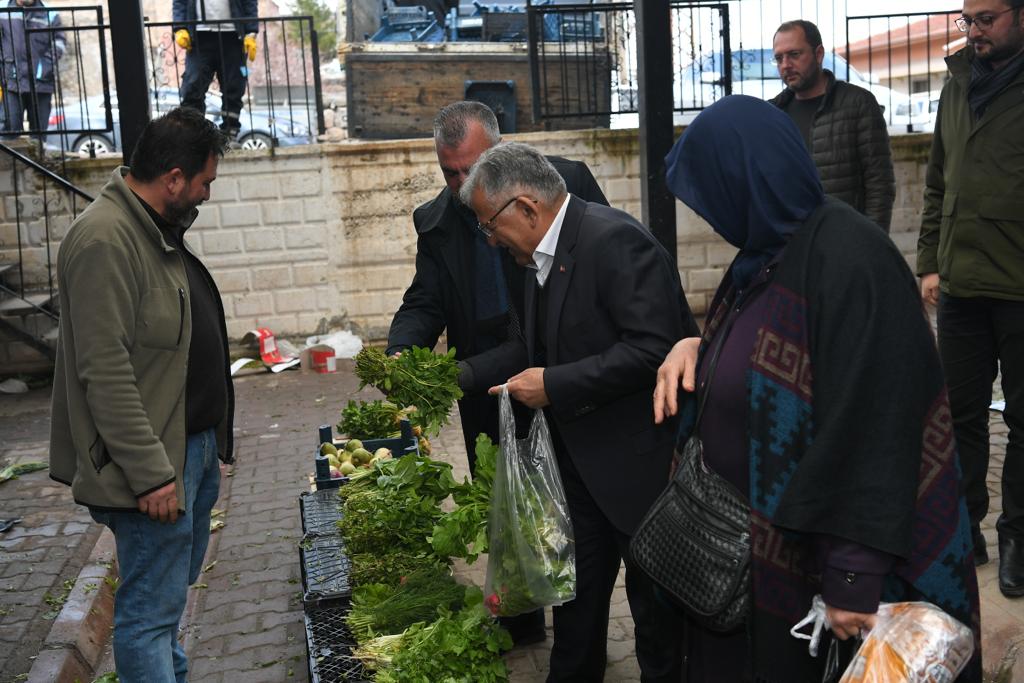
[839,601,974,683]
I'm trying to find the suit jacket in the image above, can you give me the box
[386,157,608,454]
[474,196,699,534]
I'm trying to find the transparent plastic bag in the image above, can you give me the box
[792,596,975,683]
[483,385,576,617]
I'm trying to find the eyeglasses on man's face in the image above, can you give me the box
[477,196,518,239]
[956,7,1015,32]
[772,49,807,65]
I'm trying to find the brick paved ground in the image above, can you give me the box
[3,365,1023,682]
[159,363,640,682]
[0,386,103,683]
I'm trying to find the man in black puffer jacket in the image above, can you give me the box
[769,19,895,232]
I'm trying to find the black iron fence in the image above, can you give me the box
[143,15,326,151]
[526,2,732,120]
[845,10,960,134]
[0,6,326,157]
[0,142,93,359]
[0,7,329,361]
[527,1,963,134]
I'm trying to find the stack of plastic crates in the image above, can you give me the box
[299,488,369,682]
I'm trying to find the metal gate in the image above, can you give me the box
[526,1,731,121]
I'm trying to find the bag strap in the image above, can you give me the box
[693,299,742,434]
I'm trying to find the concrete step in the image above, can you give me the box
[0,291,56,317]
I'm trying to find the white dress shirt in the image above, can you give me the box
[530,193,571,288]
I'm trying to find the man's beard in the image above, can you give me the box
[975,38,1024,65]
[789,67,823,93]
[163,197,198,227]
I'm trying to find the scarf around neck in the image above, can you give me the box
[969,46,1024,118]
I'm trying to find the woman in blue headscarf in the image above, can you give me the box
[650,96,980,682]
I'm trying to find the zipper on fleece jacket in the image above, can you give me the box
[176,287,185,347]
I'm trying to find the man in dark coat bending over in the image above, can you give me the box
[386,101,607,647]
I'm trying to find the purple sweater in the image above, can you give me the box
[697,284,893,614]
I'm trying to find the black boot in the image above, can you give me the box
[973,526,989,566]
[998,535,1024,597]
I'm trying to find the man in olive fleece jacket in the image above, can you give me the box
[918,0,1024,598]
[49,108,232,682]
[769,19,895,232]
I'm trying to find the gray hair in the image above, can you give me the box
[433,101,501,148]
[459,142,567,207]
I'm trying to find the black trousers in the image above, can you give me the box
[938,293,1024,536]
[1,90,52,136]
[179,30,247,135]
[547,429,685,682]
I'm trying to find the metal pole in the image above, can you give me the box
[109,0,151,164]
[634,0,676,263]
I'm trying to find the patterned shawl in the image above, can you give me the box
[701,199,981,682]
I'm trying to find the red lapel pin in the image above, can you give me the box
[559,265,566,273]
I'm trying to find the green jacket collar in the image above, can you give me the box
[947,46,975,86]
[106,167,199,253]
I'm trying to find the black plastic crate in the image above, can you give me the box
[304,602,371,683]
[300,489,344,537]
[315,435,419,491]
[301,534,352,605]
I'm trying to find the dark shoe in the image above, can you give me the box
[498,608,547,649]
[998,536,1024,597]
[973,526,989,566]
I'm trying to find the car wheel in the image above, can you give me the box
[73,134,115,158]
[238,133,274,150]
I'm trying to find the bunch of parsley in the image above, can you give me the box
[338,455,457,565]
[430,434,499,563]
[349,551,444,588]
[358,586,512,682]
[337,399,405,439]
[354,346,462,436]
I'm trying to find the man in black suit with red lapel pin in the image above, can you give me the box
[462,141,699,681]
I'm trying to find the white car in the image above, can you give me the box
[675,49,908,127]
[890,90,941,134]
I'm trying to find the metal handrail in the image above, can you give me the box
[0,143,94,203]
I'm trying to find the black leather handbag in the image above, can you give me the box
[630,313,751,633]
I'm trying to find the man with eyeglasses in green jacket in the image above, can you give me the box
[918,0,1024,598]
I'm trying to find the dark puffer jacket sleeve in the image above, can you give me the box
[811,83,895,232]
[853,90,896,231]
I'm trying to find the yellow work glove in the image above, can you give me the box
[243,34,257,62]
[174,29,191,51]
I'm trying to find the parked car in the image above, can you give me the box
[890,90,941,134]
[45,88,315,156]
[676,48,908,127]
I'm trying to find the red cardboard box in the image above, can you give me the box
[308,347,337,374]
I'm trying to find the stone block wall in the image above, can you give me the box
[56,128,934,347]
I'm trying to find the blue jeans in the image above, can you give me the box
[91,429,221,683]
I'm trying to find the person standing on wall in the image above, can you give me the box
[919,0,1024,596]
[0,0,65,137]
[173,0,258,143]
